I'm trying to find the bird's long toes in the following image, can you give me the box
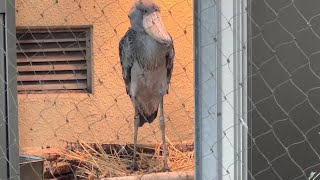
[162,166,171,172]
[128,161,139,172]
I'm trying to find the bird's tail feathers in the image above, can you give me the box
[139,110,158,127]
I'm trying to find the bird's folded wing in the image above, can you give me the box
[119,29,137,95]
[166,36,175,86]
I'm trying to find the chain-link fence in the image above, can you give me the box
[3,0,194,179]
[0,1,19,179]
[248,0,320,179]
[195,0,320,179]
[2,0,320,179]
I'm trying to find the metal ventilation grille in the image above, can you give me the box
[16,27,91,93]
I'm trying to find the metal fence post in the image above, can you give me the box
[194,0,219,179]
[0,9,7,180]
[195,0,248,179]
[0,0,19,179]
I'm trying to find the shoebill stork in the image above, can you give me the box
[119,0,174,171]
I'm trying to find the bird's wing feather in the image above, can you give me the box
[166,37,175,91]
[119,29,137,95]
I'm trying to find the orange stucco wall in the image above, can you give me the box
[16,0,193,148]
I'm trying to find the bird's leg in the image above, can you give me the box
[159,96,170,172]
[129,112,140,171]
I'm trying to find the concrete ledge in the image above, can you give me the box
[101,171,194,180]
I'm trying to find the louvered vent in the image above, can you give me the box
[16,27,91,93]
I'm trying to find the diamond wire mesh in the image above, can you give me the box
[2,0,320,179]
[194,0,320,179]
[1,0,194,179]
[248,0,320,179]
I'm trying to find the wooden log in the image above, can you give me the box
[44,173,76,180]
[100,171,194,180]
[43,162,74,179]
[20,147,63,161]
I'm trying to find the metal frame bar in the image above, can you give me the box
[86,27,92,93]
[241,1,248,179]
[0,1,4,13]
[194,0,219,179]
[233,0,248,179]
[194,0,248,179]
[0,0,19,179]
[218,0,237,178]
[0,12,7,180]
[247,1,253,179]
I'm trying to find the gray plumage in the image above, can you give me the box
[119,0,174,171]
[119,28,174,126]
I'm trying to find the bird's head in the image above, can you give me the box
[129,0,172,46]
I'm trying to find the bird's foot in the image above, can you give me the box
[162,166,171,172]
[127,161,138,172]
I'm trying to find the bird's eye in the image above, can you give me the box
[144,10,147,13]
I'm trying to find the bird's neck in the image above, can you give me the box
[130,25,145,34]
[135,34,168,69]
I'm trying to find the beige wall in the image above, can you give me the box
[16,0,194,148]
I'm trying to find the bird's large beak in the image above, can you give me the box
[143,12,172,45]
